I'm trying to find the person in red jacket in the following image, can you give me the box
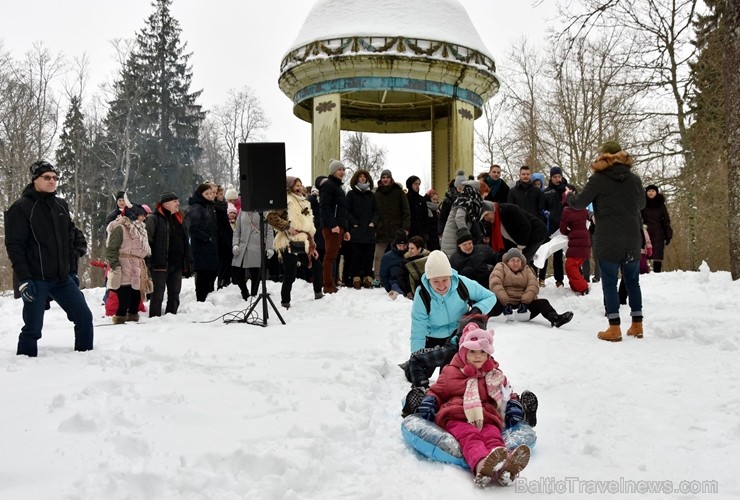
[559,192,592,294]
[414,324,531,488]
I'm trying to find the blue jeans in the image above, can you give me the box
[18,276,94,356]
[599,259,642,324]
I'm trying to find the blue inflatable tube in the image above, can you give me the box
[401,415,536,469]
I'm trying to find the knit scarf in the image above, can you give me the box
[462,368,505,424]
[487,203,505,252]
[487,177,503,199]
[452,185,483,222]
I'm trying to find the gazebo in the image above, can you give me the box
[278,0,500,191]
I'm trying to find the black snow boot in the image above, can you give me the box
[520,390,538,427]
[546,311,573,328]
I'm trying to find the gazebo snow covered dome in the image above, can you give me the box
[279,0,500,190]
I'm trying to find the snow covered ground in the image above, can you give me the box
[1,266,738,499]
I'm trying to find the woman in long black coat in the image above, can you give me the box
[187,183,220,301]
[346,169,379,288]
[641,184,673,272]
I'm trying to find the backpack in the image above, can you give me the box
[418,278,474,315]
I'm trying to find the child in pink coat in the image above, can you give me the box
[415,324,531,488]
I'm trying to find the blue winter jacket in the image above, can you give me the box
[409,270,496,353]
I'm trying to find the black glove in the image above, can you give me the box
[503,304,513,315]
[469,307,482,315]
[19,280,36,303]
[517,304,528,314]
[416,395,437,421]
[70,272,80,287]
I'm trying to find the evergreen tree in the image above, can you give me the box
[684,2,730,270]
[56,95,89,216]
[105,0,204,204]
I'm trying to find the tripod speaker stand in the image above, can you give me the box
[244,212,285,326]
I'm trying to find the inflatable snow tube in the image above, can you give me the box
[401,415,537,469]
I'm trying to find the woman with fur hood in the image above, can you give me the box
[565,141,646,342]
[415,324,531,487]
[641,184,673,273]
[105,205,152,324]
[231,208,275,301]
[346,169,379,288]
[488,248,573,328]
[266,176,324,309]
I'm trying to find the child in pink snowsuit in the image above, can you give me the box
[415,324,531,487]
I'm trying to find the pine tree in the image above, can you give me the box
[105,0,204,204]
[56,96,89,216]
[683,2,730,270]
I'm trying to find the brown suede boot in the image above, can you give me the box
[597,324,622,342]
[363,276,373,289]
[112,315,126,325]
[353,277,362,290]
[627,322,643,338]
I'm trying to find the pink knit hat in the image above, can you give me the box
[458,323,495,375]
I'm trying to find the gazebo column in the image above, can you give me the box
[451,99,475,179]
[431,115,451,193]
[311,93,341,180]
[430,100,475,192]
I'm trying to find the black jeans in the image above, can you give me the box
[538,250,564,282]
[149,267,182,316]
[281,251,323,304]
[489,298,555,320]
[17,276,93,357]
[232,266,261,297]
[194,270,218,302]
[115,285,141,316]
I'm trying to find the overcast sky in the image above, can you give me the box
[0,0,556,191]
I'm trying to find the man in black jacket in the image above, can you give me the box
[5,160,94,357]
[449,228,500,288]
[541,167,568,287]
[320,159,351,294]
[146,191,191,316]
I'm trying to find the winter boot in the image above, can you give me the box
[314,292,324,300]
[597,324,622,342]
[353,277,362,290]
[281,302,290,310]
[241,290,251,301]
[546,311,573,328]
[125,313,140,322]
[388,290,399,300]
[555,281,564,288]
[363,276,373,289]
[538,279,546,287]
[495,445,531,486]
[627,322,643,338]
[474,447,508,488]
[520,390,538,427]
[112,315,126,325]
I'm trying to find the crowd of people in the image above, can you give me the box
[6,143,672,352]
[5,144,674,488]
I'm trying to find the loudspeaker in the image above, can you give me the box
[238,142,288,212]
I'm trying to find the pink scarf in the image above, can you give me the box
[462,368,505,424]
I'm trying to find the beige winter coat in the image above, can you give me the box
[488,261,539,305]
[106,216,152,292]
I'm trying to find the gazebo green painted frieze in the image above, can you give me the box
[278,0,500,191]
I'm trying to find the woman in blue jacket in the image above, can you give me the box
[410,250,496,353]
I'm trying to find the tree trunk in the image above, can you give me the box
[726,0,740,279]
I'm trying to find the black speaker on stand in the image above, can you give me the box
[238,143,287,327]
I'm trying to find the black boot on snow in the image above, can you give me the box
[520,390,538,427]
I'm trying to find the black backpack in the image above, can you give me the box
[417,278,473,315]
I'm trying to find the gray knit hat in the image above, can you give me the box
[454,169,467,189]
[503,248,526,263]
[329,159,346,176]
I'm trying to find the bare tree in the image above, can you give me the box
[340,131,387,183]
[212,86,270,186]
[196,115,230,185]
[556,0,702,267]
